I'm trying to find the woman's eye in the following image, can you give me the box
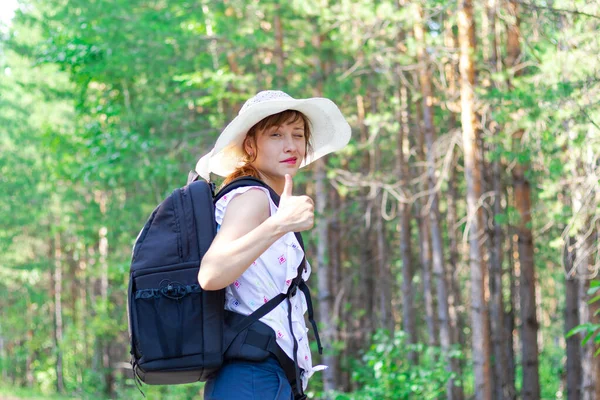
[271,132,282,137]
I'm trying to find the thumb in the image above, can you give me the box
[282,174,293,198]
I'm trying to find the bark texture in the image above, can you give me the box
[458,1,492,398]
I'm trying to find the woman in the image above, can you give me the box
[196,90,350,400]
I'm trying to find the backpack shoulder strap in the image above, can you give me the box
[214,176,279,204]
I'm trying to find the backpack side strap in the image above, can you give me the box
[298,281,323,354]
[222,292,288,352]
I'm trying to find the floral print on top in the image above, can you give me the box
[215,186,324,390]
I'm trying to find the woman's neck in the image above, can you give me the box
[257,172,285,196]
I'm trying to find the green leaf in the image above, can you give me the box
[582,330,600,346]
[588,294,600,304]
[566,323,594,338]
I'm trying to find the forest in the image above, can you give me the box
[1,0,600,399]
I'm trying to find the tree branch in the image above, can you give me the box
[517,1,600,20]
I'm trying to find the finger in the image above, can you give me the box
[305,196,315,207]
[282,174,293,197]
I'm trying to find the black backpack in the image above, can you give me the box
[127,175,321,399]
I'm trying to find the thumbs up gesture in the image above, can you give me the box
[274,174,315,233]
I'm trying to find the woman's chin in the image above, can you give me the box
[282,167,300,176]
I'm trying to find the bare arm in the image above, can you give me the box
[198,189,281,290]
[198,175,314,291]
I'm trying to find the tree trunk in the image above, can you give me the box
[315,157,336,394]
[52,230,65,393]
[447,148,466,348]
[504,0,541,396]
[273,3,284,88]
[557,5,584,399]
[327,185,343,390]
[579,277,600,400]
[564,235,582,400]
[591,282,600,399]
[395,6,418,359]
[0,329,6,383]
[457,1,492,398]
[505,217,518,400]
[411,73,438,346]
[79,254,89,388]
[485,0,513,397]
[310,26,341,392]
[579,226,600,399]
[396,75,418,362]
[486,10,509,392]
[201,3,223,114]
[361,215,376,343]
[98,191,114,396]
[89,245,100,374]
[25,298,34,387]
[512,130,541,400]
[378,215,392,331]
[443,12,466,358]
[371,89,392,334]
[310,31,337,392]
[355,87,376,345]
[413,4,459,397]
[376,194,392,333]
[416,208,438,346]
[489,151,510,400]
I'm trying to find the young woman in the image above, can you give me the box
[196,90,350,400]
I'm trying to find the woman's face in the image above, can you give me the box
[245,117,307,182]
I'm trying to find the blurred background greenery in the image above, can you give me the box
[1,0,600,399]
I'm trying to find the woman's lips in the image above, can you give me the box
[281,158,297,164]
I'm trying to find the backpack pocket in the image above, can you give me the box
[132,265,208,363]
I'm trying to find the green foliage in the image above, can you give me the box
[528,344,565,399]
[1,0,600,397]
[0,384,78,399]
[566,280,600,356]
[327,330,460,400]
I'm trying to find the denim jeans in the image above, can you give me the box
[203,356,294,400]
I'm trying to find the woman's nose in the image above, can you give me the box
[282,134,296,152]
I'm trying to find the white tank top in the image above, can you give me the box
[215,186,325,390]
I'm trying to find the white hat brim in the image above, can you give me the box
[196,97,351,179]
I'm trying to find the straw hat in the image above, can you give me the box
[195,90,351,180]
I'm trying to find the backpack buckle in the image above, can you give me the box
[159,280,187,300]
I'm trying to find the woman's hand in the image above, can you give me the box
[272,174,314,233]
[198,176,313,290]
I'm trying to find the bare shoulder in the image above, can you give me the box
[226,187,270,215]
[218,188,271,236]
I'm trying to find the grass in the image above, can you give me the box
[0,385,79,400]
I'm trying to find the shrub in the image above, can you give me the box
[328,330,461,400]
